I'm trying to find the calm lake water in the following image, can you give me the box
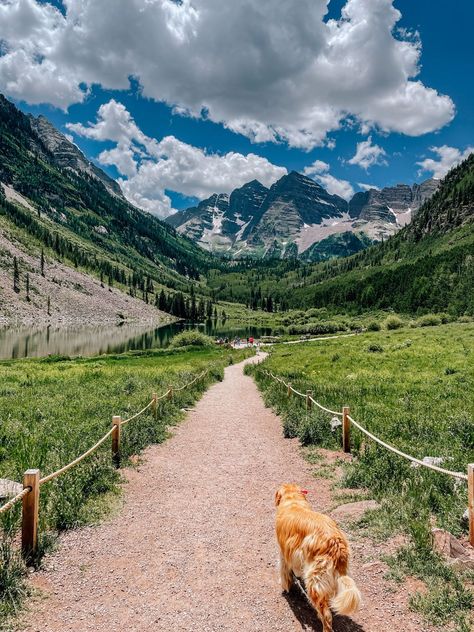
[0,322,275,360]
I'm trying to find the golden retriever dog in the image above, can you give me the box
[275,483,361,632]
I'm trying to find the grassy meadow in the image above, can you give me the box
[0,343,251,622]
[250,321,474,630]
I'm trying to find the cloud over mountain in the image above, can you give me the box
[348,137,388,171]
[303,160,354,200]
[0,0,455,149]
[68,100,286,217]
[417,145,474,179]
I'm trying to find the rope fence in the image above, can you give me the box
[264,369,474,544]
[0,368,209,559]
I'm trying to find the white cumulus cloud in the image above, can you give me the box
[304,160,354,200]
[417,145,474,179]
[357,182,380,191]
[348,137,388,170]
[67,100,286,217]
[0,0,455,149]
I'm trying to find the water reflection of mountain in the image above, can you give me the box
[0,322,275,360]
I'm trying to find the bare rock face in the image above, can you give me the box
[432,528,474,570]
[169,193,231,251]
[0,478,22,501]
[349,179,439,224]
[412,178,440,214]
[246,171,347,246]
[29,115,123,198]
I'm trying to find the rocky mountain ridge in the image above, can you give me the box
[167,171,438,261]
[29,114,123,198]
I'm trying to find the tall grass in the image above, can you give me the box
[249,322,474,629]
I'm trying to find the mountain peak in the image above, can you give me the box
[28,113,123,198]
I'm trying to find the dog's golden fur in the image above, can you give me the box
[275,483,361,632]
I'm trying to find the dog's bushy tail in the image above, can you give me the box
[330,575,361,616]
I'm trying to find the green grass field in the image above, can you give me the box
[0,344,251,622]
[250,322,474,630]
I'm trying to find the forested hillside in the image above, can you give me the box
[208,155,474,315]
[0,95,213,292]
[0,95,228,324]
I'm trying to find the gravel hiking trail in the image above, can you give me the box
[21,355,432,632]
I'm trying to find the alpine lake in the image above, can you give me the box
[0,321,275,360]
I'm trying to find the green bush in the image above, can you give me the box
[367,343,384,353]
[367,321,381,331]
[417,314,441,328]
[384,315,404,330]
[169,331,214,348]
[288,321,345,336]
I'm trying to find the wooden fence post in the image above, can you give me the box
[22,469,40,562]
[468,464,474,546]
[168,386,173,402]
[342,406,351,454]
[287,383,292,398]
[112,415,122,467]
[152,392,157,419]
[306,390,313,411]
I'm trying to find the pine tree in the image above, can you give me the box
[47,296,51,316]
[40,249,45,276]
[197,298,205,322]
[26,273,30,302]
[13,257,20,293]
[158,289,167,311]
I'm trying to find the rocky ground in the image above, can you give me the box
[0,223,171,328]
[19,355,433,632]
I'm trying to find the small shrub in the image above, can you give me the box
[417,314,441,328]
[384,315,404,330]
[367,321,381,331]
[169,331,214,348]
[458,315,472,323]
[438,313,452,324]
[367,343,384,353]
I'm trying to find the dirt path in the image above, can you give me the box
[21,355,431,632]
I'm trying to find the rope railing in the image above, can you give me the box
[39,428,116,486]
[0,487,31,515]
[309,396,342,417]
[348,416,468,481]
[0,368,211,558]
[268,371,342,416]
[174,370,208,391]
[121,400,155,426]
[263,368,474,544]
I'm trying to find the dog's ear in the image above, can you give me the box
[275,489,282,506]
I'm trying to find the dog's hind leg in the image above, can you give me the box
[279,552,292,593]
[309,594,333,632]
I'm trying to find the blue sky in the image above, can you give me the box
[1,0,472,215]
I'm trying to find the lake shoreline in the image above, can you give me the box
[0,321,275,360]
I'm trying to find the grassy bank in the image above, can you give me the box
[249,322,474,630]
[0,344,251,623]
